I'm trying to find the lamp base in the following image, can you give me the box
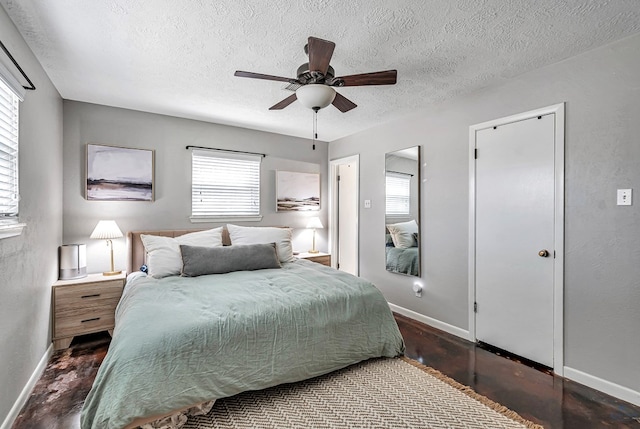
[102,270,122,276]
[308,249,320,254]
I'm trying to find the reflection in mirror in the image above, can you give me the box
[385,146,420,277]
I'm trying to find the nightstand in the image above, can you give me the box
[296,252,331,267]
[52,272,126,350]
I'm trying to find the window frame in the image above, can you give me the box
[0,62,26,239]
[189,149,263,223]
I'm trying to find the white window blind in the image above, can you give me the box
[191,149,262,220]
[385,172,410,216]
[0,78,19,222]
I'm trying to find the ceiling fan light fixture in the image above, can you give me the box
[296,84,336,110]
[236,36,395,113]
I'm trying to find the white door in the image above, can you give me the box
[475,113,556,367]
[337,162,358,275]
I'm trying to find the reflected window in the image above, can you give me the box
[385,172,411,216]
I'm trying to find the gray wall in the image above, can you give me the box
[330,34,640,394]
[0,6,63,424]
[63,101,329,274]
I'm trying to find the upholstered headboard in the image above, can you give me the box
[127,228,231,274]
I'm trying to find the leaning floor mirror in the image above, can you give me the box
[385,146,421,277]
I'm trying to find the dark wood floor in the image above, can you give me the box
[11,314,640,428]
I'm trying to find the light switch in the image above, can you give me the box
[364,199,371,208]
[617,189,632,206]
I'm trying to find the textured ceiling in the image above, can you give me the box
[1,0,640,141]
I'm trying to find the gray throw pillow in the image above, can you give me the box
[180,243,281,276]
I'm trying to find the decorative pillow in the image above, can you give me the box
[141,228,224,278]
[180,243,281,276]
[226,224,295,263]
[386,220,418,249]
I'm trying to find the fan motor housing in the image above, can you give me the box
[297,63,337,85]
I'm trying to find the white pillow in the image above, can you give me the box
[141,228,224,278]
[226,224,294,263]
[386,220,418,249]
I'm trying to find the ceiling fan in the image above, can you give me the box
[234,36,397,113]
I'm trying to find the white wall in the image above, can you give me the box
[330,34,640,398]
[63,101,329,274]
[0,6,63,425]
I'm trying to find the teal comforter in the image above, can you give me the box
[81,260,404,429]
[386,246,419,276]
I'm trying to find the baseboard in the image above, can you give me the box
[563,366,640,407]
[389,303,472,341]
[1,343,53,429]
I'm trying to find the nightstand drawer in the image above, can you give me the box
[307,255,331,266]
[54,307,116,338]
[54,281,123,312]
[296,252,331,267]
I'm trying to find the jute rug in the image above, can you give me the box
[182,357,543,429]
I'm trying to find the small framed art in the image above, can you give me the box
[276,171,320,211]
[86,144,154,201]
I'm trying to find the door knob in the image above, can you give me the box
[538,249,549,257]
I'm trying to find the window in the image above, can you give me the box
[0,65,25,238]
[191,149,262,221]
[385,172,411,216]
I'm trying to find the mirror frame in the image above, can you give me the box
[384,145,421,277]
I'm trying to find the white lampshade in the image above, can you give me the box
[306,217,323,229]
[90,220,123,240]
[296,84,336,110]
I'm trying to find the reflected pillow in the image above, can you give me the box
[141,228,224,278]
[385,234,395,247]
[386,220,418,249]
[180,243,281,276]
[227,224,295,263]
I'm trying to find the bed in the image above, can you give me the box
[81,226,405,429]
[385,241,419,276]
[385,224,419,276]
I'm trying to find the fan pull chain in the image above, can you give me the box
[312,108,318,150]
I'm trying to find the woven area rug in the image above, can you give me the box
[182,357,542,429]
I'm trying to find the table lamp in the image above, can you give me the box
[306,217,323,254]
[90,220,123,276]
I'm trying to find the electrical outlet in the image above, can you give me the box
[364,199,371,208]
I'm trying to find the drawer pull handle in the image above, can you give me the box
[81,294,101,299]
[81,317,101,323]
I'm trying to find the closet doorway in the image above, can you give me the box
[330,155,359,276]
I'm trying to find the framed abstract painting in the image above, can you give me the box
[86,144,154,201]
[276,170,320,211]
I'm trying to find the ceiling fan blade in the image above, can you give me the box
[334,70,397,86]
[332,92,357,113]
[234,70,295,83]
[269,93,298,110]
[307,37,335,75]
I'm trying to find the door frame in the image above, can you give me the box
[468,103,565,375]
[329,154,360,275]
